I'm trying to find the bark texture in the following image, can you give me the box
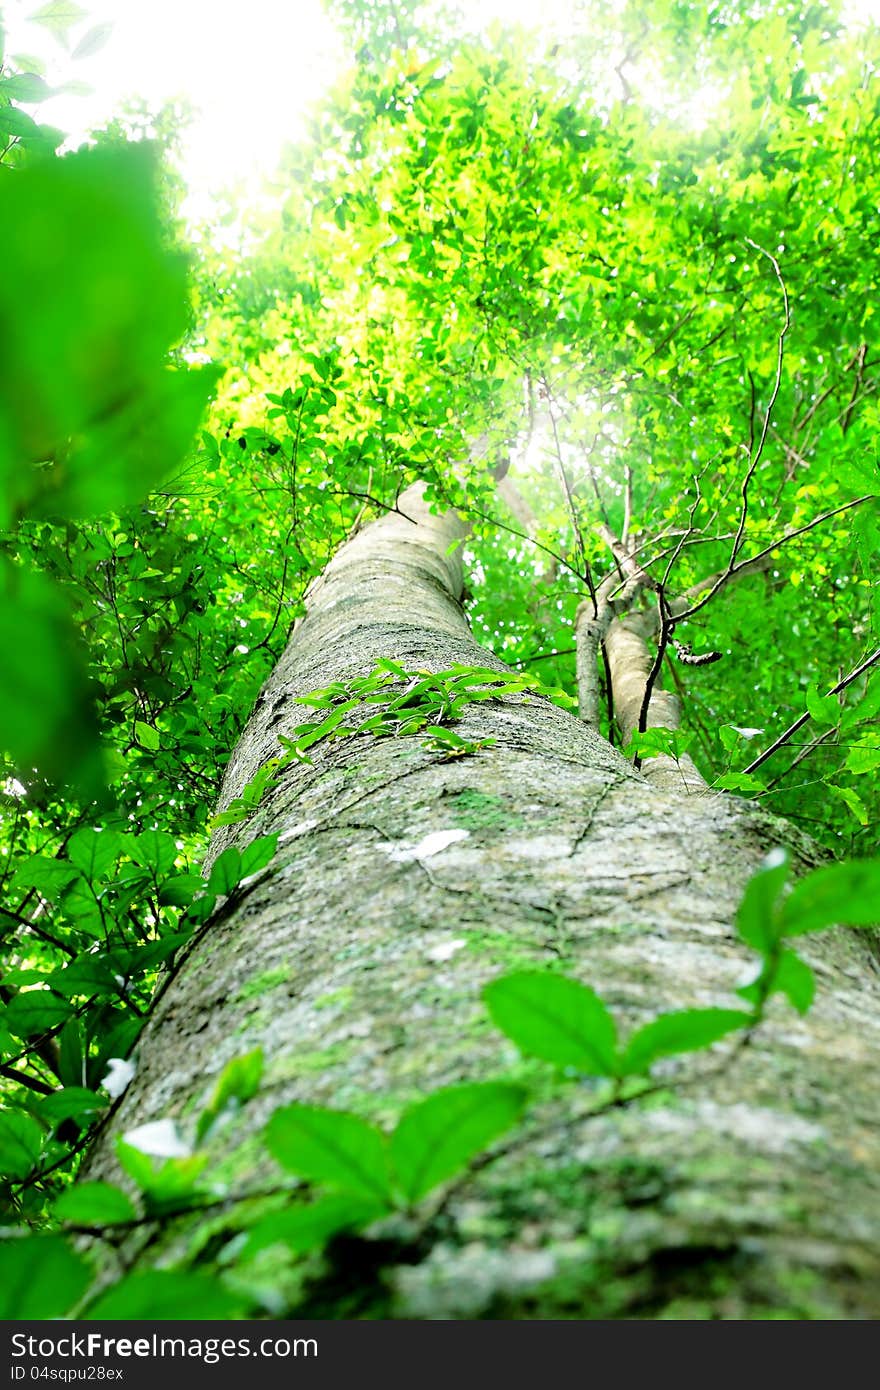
[82,483,880,1319]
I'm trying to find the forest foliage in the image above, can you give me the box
[0,0,878,1317]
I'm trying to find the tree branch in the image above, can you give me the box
[742,646,880,776]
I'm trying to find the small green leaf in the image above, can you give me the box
[805,684,840,727]
[713,771,765,793]
[828,785,868,826]
[127,829,177,875]
[207,845,243,895]
[0,569,103,794]
[157,872,203,906]
[624,726,692,760]
[1,72,53,102]
[68,826,124,880]
[391,1082,526,1203]
[845,739,880,775]
[86,1271,242,1320]
[620,1008,750,1075]
[71,21,113,60]
[196,1048,263,1144]
[240,833,279,878]
[735,848,791,951]
[141,1157,210,1213]
[778,858,880,935]
[484,970,618,1075]
[5,989,74,1038]
[11,854,80,895]
[0,1236,92,1319]
[0,1109,44,1179]
[134,720,160,751]
[422,724,470,747]
[55,1181,136,1225]
[184,890,217,924]
[36,1086,106,1127]
[48,956,117,997]
[241,1194,384,1258]
[115,1137,155,1190]
[771,949,815,1014]
[29,1,88,36]
[265,1103,393,1204]
[0,105,40,135]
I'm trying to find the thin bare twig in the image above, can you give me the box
[673,493,874,624]
[732,239,791,565]
[544,378,597,611]
[742,646,880,776]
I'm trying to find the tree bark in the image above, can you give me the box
[81,483,880,1319]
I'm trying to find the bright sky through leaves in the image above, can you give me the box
[5,0,876,215]
[2,0,593,211]
[3,0,341,209]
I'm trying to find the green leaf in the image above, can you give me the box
[27,1,87,45]
[134,720,160,751]
[620,1008,751,1075]
[841,677,880,732]
[0,1109,44,1179]
[240,833,279,878]
[735,848,791,952]
[55,1181,136,1225]
[845,739,880,775]
[770,949,816,1014]
[141,1156,210,1213]
[114,1138,157,1191]
[207,845,243,895]
[71,21,113,60]
[157,872,203,906]
[184,890,217,925]
[196,1048,263,1144]
[5,989,74,1038]
[241,1194,384,1258]
[390,1082,526,1203]
[483,970,618,1075]
[0,1236,92,1318]
[127,829,177,875]
[805,684,840,727]
[0,105,40,135]
[0,568,103,794]
[713,771,765,794]
[827,784,868,826]
[68,826,124,880]
[265,1103,393,1205]
[0,72,53,102]
[0,144,213,526]
[11,854,80,896]
[36,1086,107,1127]
[778,859,880,935]
[86,1271,243,1320]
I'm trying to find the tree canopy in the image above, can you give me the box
[0,0,878,1319]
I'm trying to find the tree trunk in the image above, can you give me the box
[82,483,880,1319]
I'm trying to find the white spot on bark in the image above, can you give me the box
[644,1101,825,1154]
[763,847,789,870]
[502,835,570,860]
[394,1245,557,1318]
[278,819,318,843]
[386,829,470,862]
[123,1118,191,1158]
[426,937,467,963]
[101,1057,135,1098]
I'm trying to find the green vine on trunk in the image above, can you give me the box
[210,659,575,829]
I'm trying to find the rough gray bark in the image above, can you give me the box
[82,482,880,1319]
